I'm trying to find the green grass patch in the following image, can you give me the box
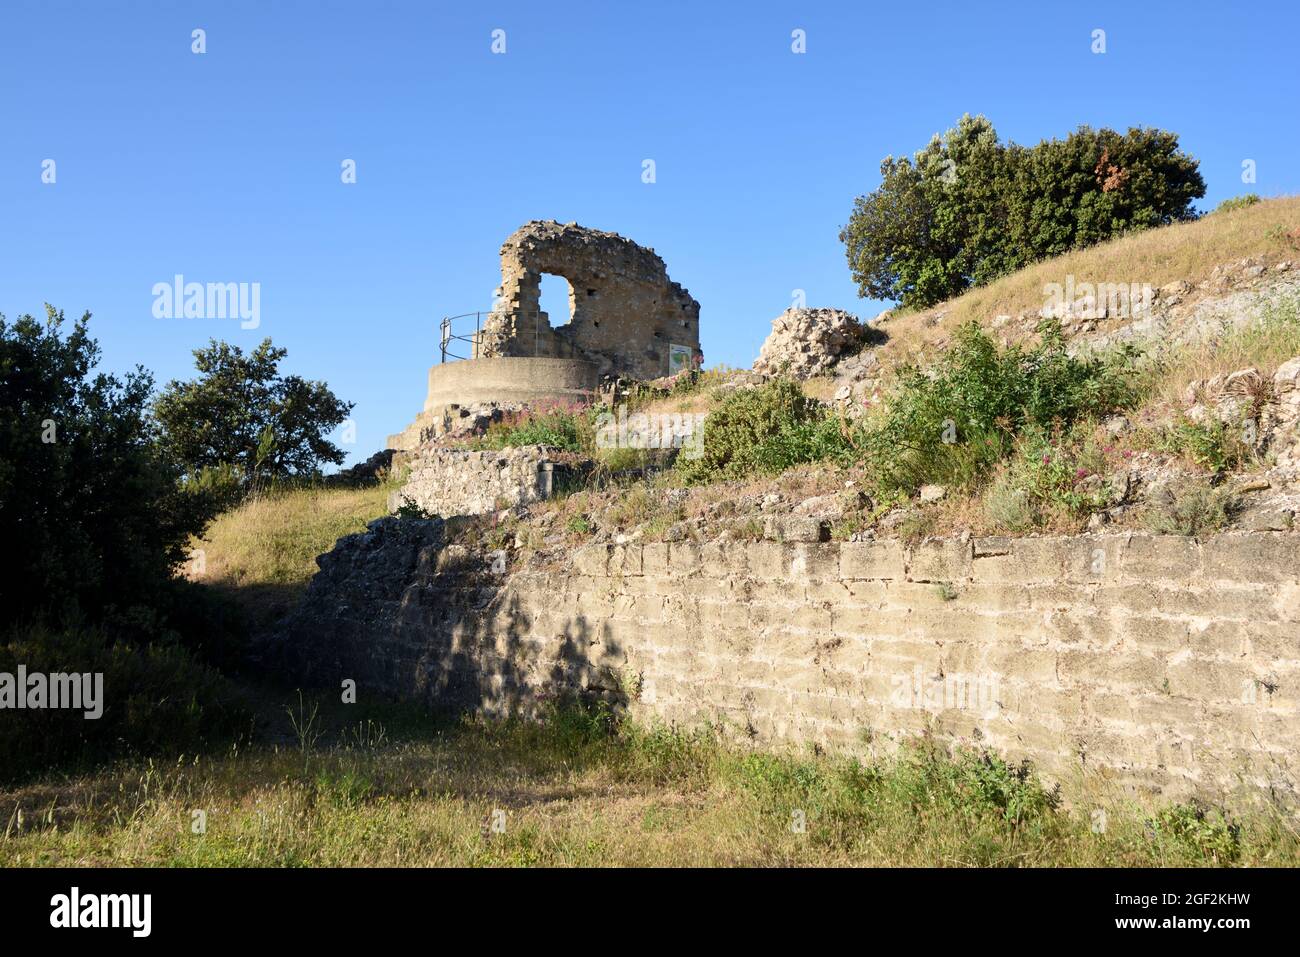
[3,697,1296,867]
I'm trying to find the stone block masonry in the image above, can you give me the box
[276,528,1300,805]
[390,445,568,517]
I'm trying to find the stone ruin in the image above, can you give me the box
[477,220,701,381]
[387,221,701,452]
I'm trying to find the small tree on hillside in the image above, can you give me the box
[154,338,353,486]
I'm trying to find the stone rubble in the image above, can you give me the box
[752,307,866,380]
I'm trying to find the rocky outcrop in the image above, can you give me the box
[1268,357,1300,482]
[1179,355,1300,490]
[1184,367,1268,428]
[1070,268,1296,354]
[752,308,865,380]
[389,401,513,456]
[829,348,883,413]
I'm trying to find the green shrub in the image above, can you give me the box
[565,513,593,535]
[745,411,855,475]
[1152,417,1255,472]
[937,750,1060,828]
[731,743,1061,846]
[1149,802,1241,863]
[983,425,1112,529]
[0,623,252,784]
[1213,193,1261,215]
[478,404,591,452]
[860,320,1140,496]
[183,462,246,513]
[677,322,1139,494]
[676,380,849,484]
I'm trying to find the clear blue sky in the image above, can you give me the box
[3,1,1297,465]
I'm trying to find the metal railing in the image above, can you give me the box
[439,311,492,363]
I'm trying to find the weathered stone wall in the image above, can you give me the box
[391,446,563,517]
[277,529,1300,804]
[418,357,599,413]
[478,221,701,381]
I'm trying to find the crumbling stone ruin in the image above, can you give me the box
[387,221,701,452]
[477,220,701,381]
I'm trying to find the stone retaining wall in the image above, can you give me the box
[390,446,560,517]
[279,526,1300,803]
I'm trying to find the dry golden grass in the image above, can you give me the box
[634,391,716,417]
[797,375,840,404]
[877,195,1300,369]
[191,482,395,624]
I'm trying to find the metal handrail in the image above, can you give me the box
[439,311,492,363]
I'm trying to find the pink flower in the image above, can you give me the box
[1042,454,1051,464]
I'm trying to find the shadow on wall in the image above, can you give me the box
[263,516,628,718]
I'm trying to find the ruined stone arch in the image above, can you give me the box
[478,220,701,380]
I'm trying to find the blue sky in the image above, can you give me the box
[3,0,1297,465]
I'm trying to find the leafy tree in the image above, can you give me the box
[0,306,214,621]
[155,338,353,484]
[841,115,1206,309]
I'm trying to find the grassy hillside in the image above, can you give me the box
[878,195,1300,367]
[192,481,396,626]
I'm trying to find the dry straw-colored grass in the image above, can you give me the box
[191,481,395,624]
[1148,291,1300,410]
[877,195,1300,370]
